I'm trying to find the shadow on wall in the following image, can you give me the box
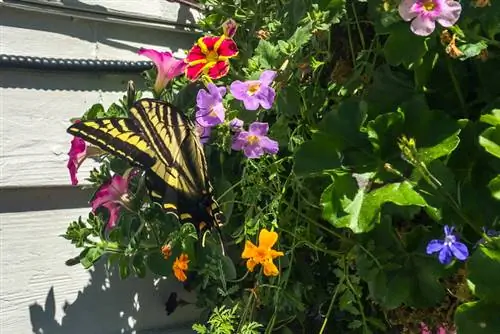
[0,69,146,92]
[29,259,201,334]
[0,4,194,56]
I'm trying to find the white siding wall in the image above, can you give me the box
[0,1,202,332]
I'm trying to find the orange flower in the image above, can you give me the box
[172,253,189,282]
[241,228,284,276]
[184,35,238,81]
[161,244,172,259]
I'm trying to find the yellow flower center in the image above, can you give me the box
[422,0,436,11]
[247,82,261,95]
[206,50,219,63]
[209,106,217,117]
[247,135,260,145]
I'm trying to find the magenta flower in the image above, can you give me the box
[398,0,462,36]
[230,70,277,111]
[138,48,186,95]
[222,18,238,38]
[229,118,244,132]
[231,122,278,158]
[196,124,212,144]
[426,225,469,265]
[67,136,87,186]
[91,173,133,229]
[196,83,226,127]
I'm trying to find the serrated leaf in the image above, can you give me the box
[254,40,279,68]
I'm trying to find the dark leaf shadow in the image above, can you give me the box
[29,259,201,334]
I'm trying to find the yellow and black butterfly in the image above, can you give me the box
[67,98,224,236]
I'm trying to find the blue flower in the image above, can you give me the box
[426,225,469,265]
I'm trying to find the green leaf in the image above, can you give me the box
[294,135,342,176]
[455,300,500,334]
[366,111,404,158]
[288,23,313,52]
[480,125,500,159]
[83,103,105,120]
[480,109,500,126]
[458,41,488,61]
[384,23,428,67]
[80,247,103,269]
[254,40,279,68]
[147,250,175,277]
[339,181,428,233]
[417,129,461,164]
[220,255,237,280]
[488,175,500,200]
[318,99,369,151]
[467,238,500,302]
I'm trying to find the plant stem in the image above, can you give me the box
[319,275,345,334]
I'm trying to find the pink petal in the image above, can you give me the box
[437,0,462,27]
[410,15,436,36]
[248,122,269,136]
[222,18,238,38]
[103,202,121,229]
[398,0,419,21]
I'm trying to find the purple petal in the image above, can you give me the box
[196,125,211,144]
[398,0,419,22]
[260,137,279,155]
[242,96,260,111]
[229,118,244,131]
[259,70,277,86]
[426,239,445,254]
[230,81,250,100]
[196,102,225,127]
[231,131,249,151]
[437,0,462,28]
[438,246,453,265]
[410,15,436,36]
[444,225,454,236]
[196,88,213,109]
[207,83,225,100]
[248,122,269,136]
[255,86,276,109]
[244,143,264,159]
[450,242,469,261]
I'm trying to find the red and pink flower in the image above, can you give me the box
[185,35,238,81]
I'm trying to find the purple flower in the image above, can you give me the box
[426,225,469,265]
[196,83,226,127]
[229,118,244,132]
[398,0,462,37]
[196,124,211,144]
[231,122,279,158]
[230,70,277,110]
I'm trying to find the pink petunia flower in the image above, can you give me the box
[67,133,103,186]
[138,48,186,95]
[231,122,279,159]
[222,18,238,38]
[230,70,277,111]
[196,83,226,127]
[398,0,462,37]
[91,173,133,229]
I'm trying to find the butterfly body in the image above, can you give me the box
[67,98,224,235]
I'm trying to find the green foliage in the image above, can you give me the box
[63,0,500,333]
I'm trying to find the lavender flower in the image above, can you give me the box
[230,70,277,110]
[196,83,226,127]
[398,0,462,36]
[426,225,469,265]
[232,122,278,158]
[229,118,244,132]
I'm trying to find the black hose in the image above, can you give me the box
[0,54,154,73]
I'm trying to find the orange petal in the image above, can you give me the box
[262,261,279,276]
[246,258,258,272]
[269,249,284,259]
[241,240,257,259]
[258,228,278,249]
[173,268,187,282]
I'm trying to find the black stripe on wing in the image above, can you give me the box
[67,118,156,168]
